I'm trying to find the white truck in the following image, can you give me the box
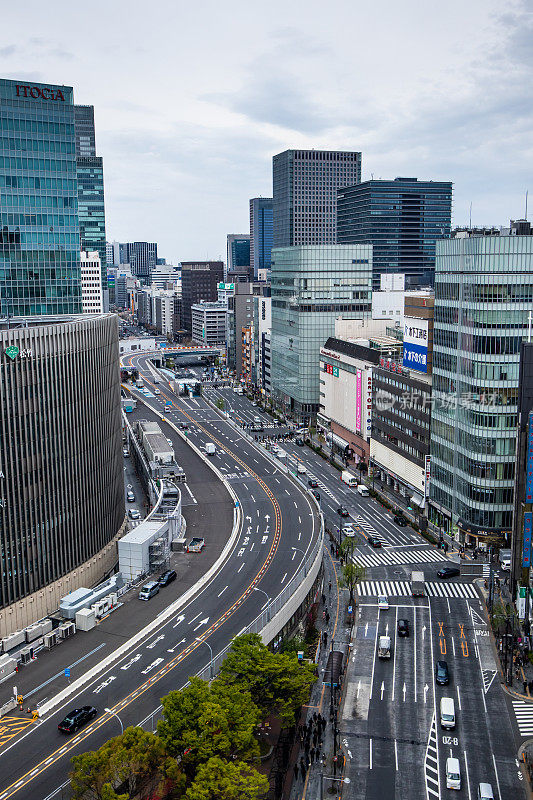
[357,484,369,497]
[378,635,391,659]
[341,470,358,487]
[187,537,205,553]
[411,571,425,597]
[205,442,216,456]
[498,549,511,571]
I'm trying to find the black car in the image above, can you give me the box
[58,706,97,733]
[367,535,382,549]
[311,490,321,502]
[159,569,177,587]
[337,506,349,518]
[437,566,460,580]
[393,515,408,527]
[296,437,305,446]
[179,422,189,430]
[397,619,410,637]
[308,478,318,488]
[435,660,449,685]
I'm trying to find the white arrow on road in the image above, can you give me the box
[168,638,186,654]
[265,514,270,521]
[380,681,385,700]
[173,615,185,628]
[246,515,252,522]
[193,617,210,632]
[424,683,429,704]
[147,635,165,650]
[403,683,406,702]
[422,625,426,640]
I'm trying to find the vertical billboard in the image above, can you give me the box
[403,319,429,373]
[526,411,533,502]
[523,512,533,568]
[356,369,362,433]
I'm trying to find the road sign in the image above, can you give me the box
[64,668,70,678]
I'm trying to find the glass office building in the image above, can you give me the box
[0,78,81,316]
[337,177,452,290]
[429,232,533,544]
[249,197,273,276]
[270,245,372,419]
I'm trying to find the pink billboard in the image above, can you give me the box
[356,369,362,433]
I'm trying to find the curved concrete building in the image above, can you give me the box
[0,314,125,636]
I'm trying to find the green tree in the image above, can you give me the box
[70,727,182,800]
[157,677,260,779]
[185,757,268,800]
[216,397,226,411]
[339,538,366,604]
[218,634,315,726]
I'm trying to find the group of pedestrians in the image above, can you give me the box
[293,713,327,783]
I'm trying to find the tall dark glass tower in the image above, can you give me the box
[74,105,107,301]
[272,149,361,248]
[0,79,82,317]
[337,177,453,290]
[120,241,157,284]
[249,197,273,276]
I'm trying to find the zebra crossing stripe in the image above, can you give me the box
[352,547,447,569]
[357,580,479,599]
[512,700,533,736]
[424,711,440,799]
[482,670,497,694]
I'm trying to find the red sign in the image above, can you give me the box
[16,85,65,102]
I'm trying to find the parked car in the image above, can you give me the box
[378,595,389,610]
[435,660,450,685]
[397,619,410,637]
[393,515,407,526]
[308,478,318,488]
[367,535,382,548]
[128,508,140,520]
[58,706,97,734]
[126,490,135,502]
[437,566,460,579]
[337,506,349,518]
[158,569,177,587]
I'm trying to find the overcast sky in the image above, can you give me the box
[1,0,532,263]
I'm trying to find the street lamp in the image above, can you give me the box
[195,637,214,679]
[253,587,271,621]
[292,547,307,577]
[104,707,124,735]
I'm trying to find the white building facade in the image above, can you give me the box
[80,251,104,314]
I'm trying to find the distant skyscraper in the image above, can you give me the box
[74,104,107,303]
[272,150,361,248]
[249,198,273,277]
[0,78,82,317]
[337,177,452,290]
[121,242,158,284]
[227,234,250,275]
[180,261,224,333]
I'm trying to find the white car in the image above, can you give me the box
[154,388,160,395]
[378,595,389,610]
[343,524,356,538]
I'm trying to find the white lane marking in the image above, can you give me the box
[369,738,372,769]
[217,585,228,597]
[281,572,287,584]
[292,551,296,560]
[492,754,502,800]
[189,612,202,624]
[464,749,472,800]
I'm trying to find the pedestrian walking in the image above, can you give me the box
[313,732,318,747]
[524,680,528,694]
[328,581,332,592]
[322,593,326,605]
[529,680,533,694]
[293,763,299,782]
[326,611,330,625]
[310,747,315,764]
[323,631,328,647]
[300,758,307,779]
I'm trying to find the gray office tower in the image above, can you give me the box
[121,242,158,284]
[74,105,108,304]
[337,177,452,290]
[249,197,273,276]
[272,150,361,248]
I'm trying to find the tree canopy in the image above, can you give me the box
[184,756,268,800]
[217,633,315,725]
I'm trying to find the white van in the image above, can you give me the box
[477,784,494,800]
[357,484,369,497]
[440,697,455,729]
[446,757,461,790]
[378,635,391,659]
[297,463,306,474]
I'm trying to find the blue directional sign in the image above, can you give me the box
[64,667,71,678]
[523,512,532,568]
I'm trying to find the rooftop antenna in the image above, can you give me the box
[469,202,472,229]
[525,190,529,221]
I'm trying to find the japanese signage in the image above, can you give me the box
[523,512,533,568]
[356,369,362,434]
[526,412,533,501]
[323,363,339,377]
[403,318,429,373]
[424,455,431,497]
[366,371,372,437]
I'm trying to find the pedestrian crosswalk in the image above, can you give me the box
[353,515,390,547]
[511,699,533,737]
[356,579,479,599]
[351,546,446,569]
[483,563,491,578]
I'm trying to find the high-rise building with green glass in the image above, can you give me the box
[0,78,82,317]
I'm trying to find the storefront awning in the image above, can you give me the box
[327,432,350,450]
[411,493,425,508]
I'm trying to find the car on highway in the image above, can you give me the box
[367,535,381,548]
[435,659,450,685]
[393,515,408,526]
[158,569,177,587]
[337,506,349,517]
[123,447,129,457]
[126,490,135,502]
[58,706,97,734]
[477,784,494,800]
[166,438,173,446]
[397,619,410,636]
[311,490,321,502]
[178,422,189,430]
[308,478,318,488]
[296,437,305,446]
[437,566,460,579]
[378,595,389,610]
[128,508,141,520]
[343,524,355,538]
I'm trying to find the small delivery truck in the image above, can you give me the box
[341,470,358,487]
[187,537,205,553]
[205,443,216,456]
[357,484,369,496]
[498,549,511,571]
[411,571,425,596]
[378,635,391,659]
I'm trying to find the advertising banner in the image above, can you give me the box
[526,412,533,501]
[356,369,362,433]
[403,318,429,373]
[523,512,533,568]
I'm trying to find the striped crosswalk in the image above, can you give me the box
[511,699,533,737]
[351,546,446,569]
[353,515,390,547]
[357,579,479,599]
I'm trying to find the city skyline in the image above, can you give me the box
[0,0,531,263]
